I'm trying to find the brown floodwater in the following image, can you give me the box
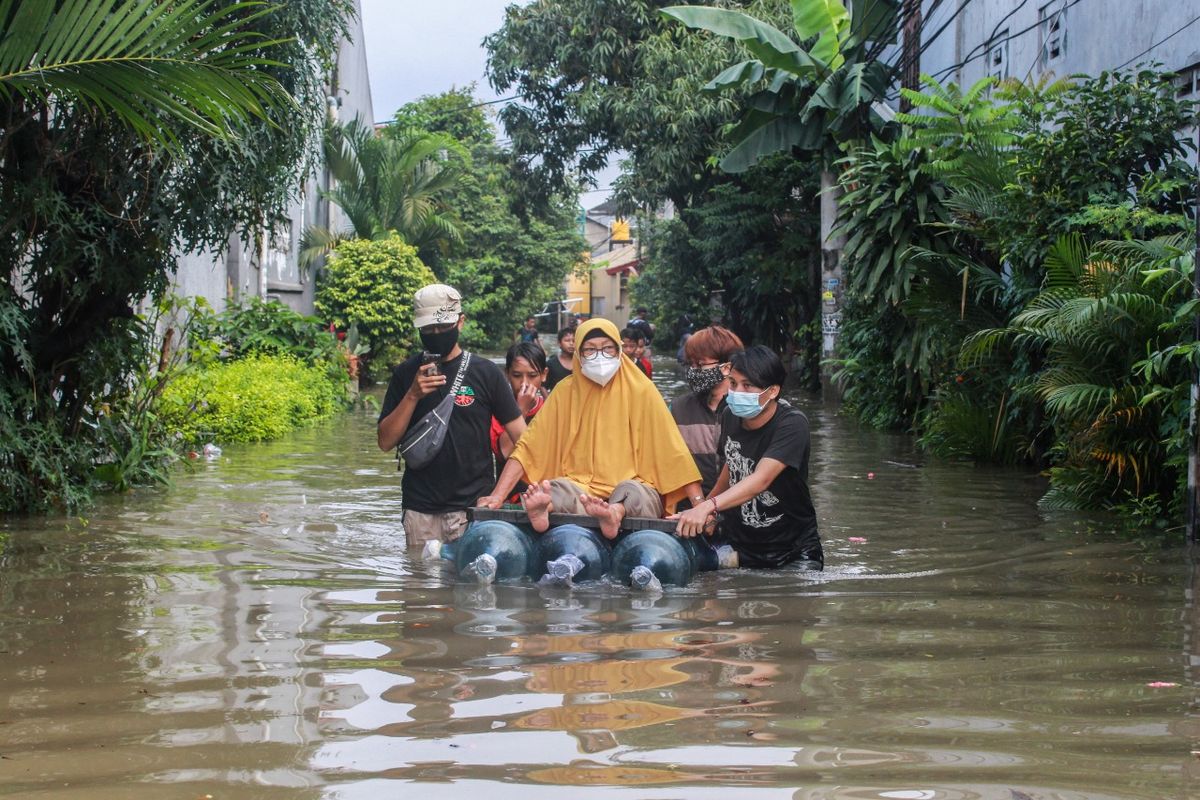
[2,362,1199,799]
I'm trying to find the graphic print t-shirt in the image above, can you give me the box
[379,352,521,513]
[717,404,821,568]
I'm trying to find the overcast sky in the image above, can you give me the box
[358,0,514,124]
[357,0,619,201]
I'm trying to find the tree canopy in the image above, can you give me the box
[1,0,355,512]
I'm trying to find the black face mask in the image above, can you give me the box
[419,326,460,358]
[685,364,726,394]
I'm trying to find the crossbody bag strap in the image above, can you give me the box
[449,351,471,396]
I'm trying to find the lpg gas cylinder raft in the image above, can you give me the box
[450,520,538,584]
[610,529,697,589]
[536,524,612,585]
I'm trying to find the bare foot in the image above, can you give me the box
[522,480,554,533]
[580,494,624,540]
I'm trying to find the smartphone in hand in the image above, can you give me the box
[421,351,441,375]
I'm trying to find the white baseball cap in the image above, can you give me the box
[412,283,462,329]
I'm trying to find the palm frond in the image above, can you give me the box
[0,0,291,152]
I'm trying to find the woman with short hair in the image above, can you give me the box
[671,325,744,497]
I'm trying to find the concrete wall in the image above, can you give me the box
[916,0,1200,92]
[171,0,375,318]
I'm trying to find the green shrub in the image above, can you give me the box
[315,234,436,354]
[192,296,343,364]
[158,354,344,444]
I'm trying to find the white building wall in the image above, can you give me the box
[916,0,1200,91]
[172,0,375,318]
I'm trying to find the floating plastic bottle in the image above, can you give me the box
[610,529,697,589]
[446,520,538,585]
[535,524,612,586]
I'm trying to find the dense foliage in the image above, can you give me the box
[158,354,344,445]
[314,234,438,357]
[833,69,1197,527]
[1,0,354,513]
[485,0,791,209]
[636,154,823,372]
[387,88,585,350]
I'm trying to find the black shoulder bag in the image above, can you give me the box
[397,351,471,471]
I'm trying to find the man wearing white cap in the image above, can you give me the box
[378,284,526,549]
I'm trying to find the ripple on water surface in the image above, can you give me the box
[0,387,1196,800]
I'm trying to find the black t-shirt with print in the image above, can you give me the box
[717,403,822,568]
[379,351,521,514]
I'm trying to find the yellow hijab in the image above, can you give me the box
[509,318,700,510]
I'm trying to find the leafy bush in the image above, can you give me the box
[315,233,437,356]
[961,234,1196,517]
[192,296,343,364]
[157,354,344,444]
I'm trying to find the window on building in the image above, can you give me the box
[987,29,1010,81]
[1175,62,1200,98]
[1038,3,1067,70]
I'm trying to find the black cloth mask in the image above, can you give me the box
[685,365,725,394]
[419,326,460,358]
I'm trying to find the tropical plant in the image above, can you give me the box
[960,234,1196,514]
[661,0,898,171]
[830,76,1016,427]
[0,0,353,512]
[0,0,289,152]
[314,234,437,361]
[300,118,466,267]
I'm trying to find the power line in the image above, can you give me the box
[1114,13,1200,71]
[927,0,1087,83]
[374,94,522,128]
[1019,0,1069,84]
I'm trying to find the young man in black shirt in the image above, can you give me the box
[378,284,525,550]
[671,345,822,570]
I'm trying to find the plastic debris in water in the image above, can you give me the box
[848,537,867,543]
[202,443,222,460]
[1145,681,1178,688]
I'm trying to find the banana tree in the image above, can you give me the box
[662,0,896,170]
[662,0,899,362]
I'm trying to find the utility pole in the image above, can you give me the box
[900,0,922,111]
[1188,127,1200,545]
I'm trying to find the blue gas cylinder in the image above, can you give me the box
[452,520,538,584]
[536,524,612,584]
[610,529,696,589]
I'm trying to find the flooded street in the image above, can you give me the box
[2,364,1198,799]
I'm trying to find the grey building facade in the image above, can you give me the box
[912,0,1200,105]
[171,0,374,317]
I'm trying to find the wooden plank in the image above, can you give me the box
[468,506,676,534]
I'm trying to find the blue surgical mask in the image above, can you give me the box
[727,388,769,419]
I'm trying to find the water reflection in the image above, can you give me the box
[0,374,1197,799]
[315,585,807,788]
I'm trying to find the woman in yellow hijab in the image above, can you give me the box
[478,318,703,538]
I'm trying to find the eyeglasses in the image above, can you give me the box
[420,322,457,335]
[579,343,620,360]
